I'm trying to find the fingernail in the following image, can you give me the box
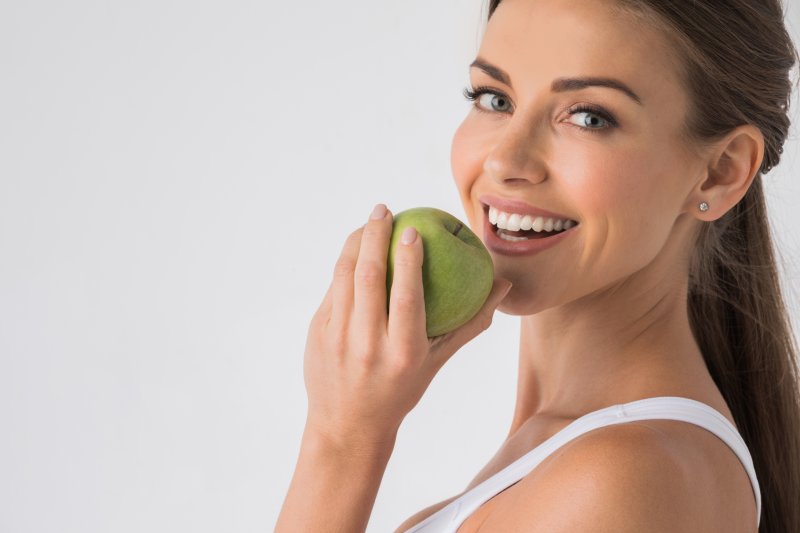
[370,203,387,220]
[401,226,417,245]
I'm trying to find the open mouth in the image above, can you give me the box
[484,204,579,242]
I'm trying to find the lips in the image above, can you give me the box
[481,196,580,256]
[478,193,578,223]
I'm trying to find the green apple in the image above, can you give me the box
[385,207,495,337]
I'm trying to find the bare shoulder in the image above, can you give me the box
[393,494,460,533]
[477,422,737,532]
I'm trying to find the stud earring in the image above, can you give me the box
[699,201,709,212]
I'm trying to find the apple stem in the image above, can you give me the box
[452,222,463,237]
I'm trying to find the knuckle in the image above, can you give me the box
[388,353,415,375]
[333,257,355,279]
[355,260,385,287]
[328,328,348,356]
[362,223,384,240]
[394,249,421,270]
[392,291,419,314]
[352,342,380,369]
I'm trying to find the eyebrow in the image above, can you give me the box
[469,57,643,106]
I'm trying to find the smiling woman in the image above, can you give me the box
[276,1,800,532]
[444,0,799,531]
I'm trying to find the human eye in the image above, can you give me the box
[565,104,618,133]
[462,85,513,114]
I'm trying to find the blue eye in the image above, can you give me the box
[462,86,619,134]
[565,105,618,132]
[462,86,512,113]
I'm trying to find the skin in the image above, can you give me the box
[279,0,765,530]
[451,0,765,433]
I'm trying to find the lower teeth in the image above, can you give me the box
[498,231,530,242]
[497,228,565,242]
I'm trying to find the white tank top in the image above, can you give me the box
[403,396,761,532]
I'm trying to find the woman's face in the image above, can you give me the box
[451,0,703,315]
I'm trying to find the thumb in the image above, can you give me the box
[429,278,513,365]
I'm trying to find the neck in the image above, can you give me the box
[507,271,712,438]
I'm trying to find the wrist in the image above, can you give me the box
[301,420,398,463]
[277,420,396,533]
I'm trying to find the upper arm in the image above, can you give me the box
[478,423,699,533]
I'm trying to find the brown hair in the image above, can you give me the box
[484,0,800,530]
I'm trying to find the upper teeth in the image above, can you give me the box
[489,206,577,232]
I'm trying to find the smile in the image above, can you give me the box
[489,206,578,236]
[483,204,580,256]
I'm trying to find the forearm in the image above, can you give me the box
[275,425,396,533]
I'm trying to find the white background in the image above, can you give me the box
[2,1,799,532]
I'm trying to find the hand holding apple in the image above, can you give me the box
[302,204,511,450]
[386,207,495,337]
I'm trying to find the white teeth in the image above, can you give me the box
[488,206,577,232]
[498,230,529,242]
[497,212,508,228]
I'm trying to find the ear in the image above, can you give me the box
[686,124,764,221]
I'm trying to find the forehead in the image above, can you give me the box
[479,0,682,104]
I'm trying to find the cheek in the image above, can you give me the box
[450,117,488,191]
[556,140,670,221]
[450,118,489,229]
[552,143,630,215]
[556,145,662,255]
[565,143,685,275]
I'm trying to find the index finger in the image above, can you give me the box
[352,204,393,337]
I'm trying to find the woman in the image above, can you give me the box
[276,0,800,531]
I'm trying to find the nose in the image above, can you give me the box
[483,116,548,186]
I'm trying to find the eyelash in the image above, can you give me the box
[462,85,619,133]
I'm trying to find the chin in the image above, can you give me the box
[495,288,544,317]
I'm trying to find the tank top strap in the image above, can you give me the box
[404,396,761,532]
